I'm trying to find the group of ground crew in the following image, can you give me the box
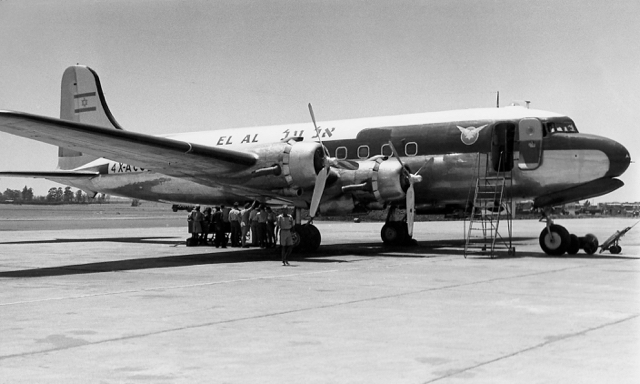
[187,202,294,265]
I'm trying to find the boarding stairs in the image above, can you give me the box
[464,153,515,258]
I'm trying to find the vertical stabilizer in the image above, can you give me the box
[58,65,124,169]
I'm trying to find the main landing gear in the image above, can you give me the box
[291,207,322,252]
[293,223,322,251]
[381,206,416,246]
[538,210,598,256]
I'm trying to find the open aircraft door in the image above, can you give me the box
[517,118,543,170]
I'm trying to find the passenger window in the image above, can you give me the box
[357,145,370,159]
[381,144,392,157]
[335,146,347,160]
[405,142,418,156]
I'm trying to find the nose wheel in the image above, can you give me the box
[538,209,598,255]
[539,224,570,255]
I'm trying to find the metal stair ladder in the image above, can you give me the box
[464,154,515,258]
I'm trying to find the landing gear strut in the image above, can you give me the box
[381,206,414,246]
[538,209,598,256]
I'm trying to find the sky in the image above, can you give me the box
[0,0,638,203]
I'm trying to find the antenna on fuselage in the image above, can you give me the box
[525,100,531,109]
[496,91,500,108]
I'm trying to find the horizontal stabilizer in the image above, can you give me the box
[0,170,99,179]
[0,111,258,183]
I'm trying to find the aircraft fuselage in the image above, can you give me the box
[60,106,630,214]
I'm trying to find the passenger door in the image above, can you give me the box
[517,118,543,170]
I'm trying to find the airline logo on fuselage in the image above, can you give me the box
[457,124,487,145]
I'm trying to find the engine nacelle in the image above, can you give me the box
[285,141,324,188]
[338,158,406,204]
[231,141,324,192]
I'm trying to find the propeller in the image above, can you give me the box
[308,103,331,219]
[387,140,430,238]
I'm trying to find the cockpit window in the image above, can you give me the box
[543,118,578,135]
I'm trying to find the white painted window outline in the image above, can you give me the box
[357,145,370,159]
[405,142,418,156]
[335,146,347,160]
[381,143,392,157]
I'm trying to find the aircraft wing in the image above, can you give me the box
[0,111,258,180]
[0,170,99,178]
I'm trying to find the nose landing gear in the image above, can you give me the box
[538,209,598,256]
[539,224,570,255]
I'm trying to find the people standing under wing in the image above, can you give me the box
[265,206,276,248]
[249,206,259,246]
[191,206,204,245]
[228,202,241,247]
[212,206,225,248]
[221,204,230,241]
[201,207,212,245]
[276,205,294,266]
[187,207,196,244]
[240,201,256,248]
[257,205,268,248]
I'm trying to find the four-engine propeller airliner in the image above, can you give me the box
[0,66,631,255]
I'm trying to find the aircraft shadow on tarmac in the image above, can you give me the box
[0,236,183,246]
[0,237,636,278]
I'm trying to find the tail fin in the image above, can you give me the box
[58,65,124,169]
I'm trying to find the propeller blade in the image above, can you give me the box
[307,103,330,219]
[329,158,360,170]
[309,103,358,170]
[387,140,406,170]
[386,143,429,239]
[414,157,434,176]
[308,103,318,127]
[406,182,415,237]
[309,167,329,218]
[308,103,331,159]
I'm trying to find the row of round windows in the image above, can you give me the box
[334,142,418,160]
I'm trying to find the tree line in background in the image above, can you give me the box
[0,186,110,204]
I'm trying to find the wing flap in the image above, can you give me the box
[0,111,258,178]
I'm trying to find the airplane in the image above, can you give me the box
[0,66,632,255]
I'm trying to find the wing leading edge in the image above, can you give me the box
[0,111,258,181]
[0,171,99,178]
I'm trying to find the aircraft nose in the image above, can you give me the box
[604,138,631,177]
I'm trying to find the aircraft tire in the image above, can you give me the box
[610,245,622,254]
[539,225,570,255]
[304,224,322,251]
[291,226,302,249]
[291,224,321,252]
[381,222,408,245]
[567,234,580,255]
[581,233,599,255]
